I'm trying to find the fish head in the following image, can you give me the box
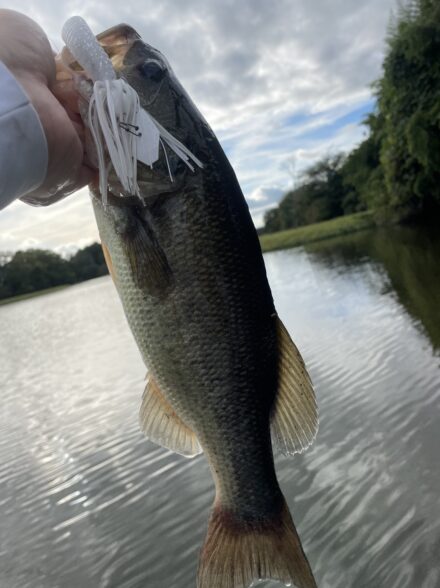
[96,24,209,201]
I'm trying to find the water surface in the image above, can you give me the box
[1,225,439,588]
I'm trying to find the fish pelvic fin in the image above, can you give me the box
[139,373,202,458]
[197,497,317,588]
[271,317,319,456]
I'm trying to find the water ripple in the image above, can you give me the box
[1,233,439,587]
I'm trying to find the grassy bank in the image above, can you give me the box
[259,211,376,253]
[0,284,70,306]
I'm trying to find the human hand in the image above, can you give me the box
[0,9,96,205]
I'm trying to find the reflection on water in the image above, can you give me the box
[304,225,440,350]
[0,226,439,588]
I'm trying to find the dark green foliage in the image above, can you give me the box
[263,155,360,233]
[0,250,75,299]
[69,243,109,282]
[341,113,386,212]
[0,243,108,301]
[373,0,440,218]
[264,0,440,233]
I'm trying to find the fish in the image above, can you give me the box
[76,24,319,588]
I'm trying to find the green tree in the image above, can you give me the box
[264,0,440,233]
[0,243,109,301]
[263,208,283,234]
[2,249,76,297]
[264,154,354,231]
[377,0,440,218]
[341,112,385,212]
[69,243,108,282]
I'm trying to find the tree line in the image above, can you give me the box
[0,243,108,300]
[263,0,440,234]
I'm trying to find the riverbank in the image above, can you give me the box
[259,211,376,252]
[0,285,70,306]
[0,213,377,306]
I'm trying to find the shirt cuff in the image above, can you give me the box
[0,61,49,209]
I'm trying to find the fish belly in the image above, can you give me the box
[92,186,280,506]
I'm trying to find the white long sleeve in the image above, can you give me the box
[0,61,48,210]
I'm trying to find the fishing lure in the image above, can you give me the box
[61,16,202,205]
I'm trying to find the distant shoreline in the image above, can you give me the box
[259,211,376,253]
[0,214,377,307]
[0,284,71,306]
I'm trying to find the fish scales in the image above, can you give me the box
[93,167,281,515]
[82,23,318,588]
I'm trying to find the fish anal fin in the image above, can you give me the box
[139,374,202,458]
[198,497,317,588]
[271,317,319,456]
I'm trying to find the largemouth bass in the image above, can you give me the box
[79,24,318,588]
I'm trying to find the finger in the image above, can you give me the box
[68,110,84,127]
[50,164,98,199]
[83,146,97,170]
[77,163,99,188]
[51,79,81,113]
[71,118,86,142]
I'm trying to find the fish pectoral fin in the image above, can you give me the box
[271,317,319,455]
[121,213,173,296]
[139,373,202,458]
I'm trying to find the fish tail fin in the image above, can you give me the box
[197,497,317,588]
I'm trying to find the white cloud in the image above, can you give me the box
[0,188,98,252]
[248,186,284,205]
[0,0,397,248]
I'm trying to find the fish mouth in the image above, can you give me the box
[97,23,141,46]
[59,24,140,74]
[57,23,189,205]
[97,24,140,72]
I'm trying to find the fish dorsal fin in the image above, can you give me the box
[271,317,318,455]
[139,374,203,458]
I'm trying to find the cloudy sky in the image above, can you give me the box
[0,0,398,253]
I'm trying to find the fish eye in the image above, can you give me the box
[139,61,165,82]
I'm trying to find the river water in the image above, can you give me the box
[1,226,439,588]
